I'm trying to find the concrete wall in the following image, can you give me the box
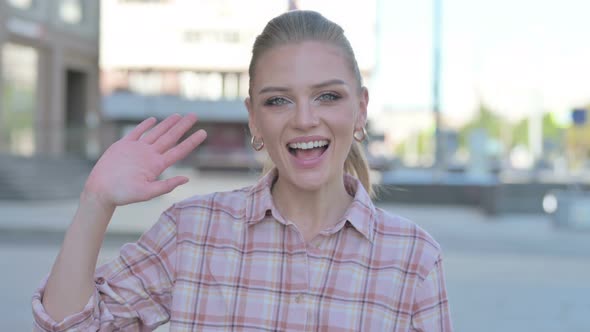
[0,0,100,158]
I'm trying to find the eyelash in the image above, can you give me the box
[263,93,341,106]
[264,97,290,106]
[317,92,340,102]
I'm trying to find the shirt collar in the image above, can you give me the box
[245,169,376,243]
[341,173,376,243]
[245,169,277,224]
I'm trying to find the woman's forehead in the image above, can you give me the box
[252,41,356,90]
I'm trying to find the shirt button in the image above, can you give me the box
[295,294,304,304]
[95,277,105,285]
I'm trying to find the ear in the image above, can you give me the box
[245,97,259,137]
[355,87,369,130]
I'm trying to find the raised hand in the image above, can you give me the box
[83,113,207,208]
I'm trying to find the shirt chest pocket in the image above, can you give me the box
[173,244,246,319]
[309,262,404,329]
[204,247,294,326]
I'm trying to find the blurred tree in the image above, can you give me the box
[512,112,561,148]
[394,126,434,164]
[511,118,528,147]
[542,113,563,142]
[417,128,434,155]
[395,104,569,165]
[565,106,590,168]
[458,103,504,148]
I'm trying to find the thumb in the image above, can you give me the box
[145,176,189,198]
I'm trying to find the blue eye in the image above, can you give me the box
[317,93,340,102]
[264,97,290,106]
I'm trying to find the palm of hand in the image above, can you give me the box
[84,114,207,207]
[88,140,166,205]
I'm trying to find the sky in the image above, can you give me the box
[370,0,590,126]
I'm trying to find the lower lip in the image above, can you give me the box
[289,145,329,169]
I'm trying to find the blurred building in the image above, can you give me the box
[0,0,100,159]
[100,0,376,169]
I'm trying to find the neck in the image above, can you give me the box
[271,172,353,242]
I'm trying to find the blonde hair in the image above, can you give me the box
[249,10,374,197]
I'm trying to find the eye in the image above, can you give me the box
[264,96,290,106]
[317,92,340,102]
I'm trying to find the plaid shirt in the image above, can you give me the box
[33,170,452,331]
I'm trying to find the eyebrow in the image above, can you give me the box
[257,79,347,95]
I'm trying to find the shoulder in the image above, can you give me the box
[162,186,254,237]
[372,207,442,280]
[170,186,251,219]
[373,207,441,252]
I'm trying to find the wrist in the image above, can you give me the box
[79,189,116,213]
[70,189,116,234]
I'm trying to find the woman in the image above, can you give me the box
[33,10,452,331]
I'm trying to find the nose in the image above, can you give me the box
[292,102,320,130]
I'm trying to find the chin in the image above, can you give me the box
[285,167,337,192]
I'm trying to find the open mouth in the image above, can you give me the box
[287,140,330,159]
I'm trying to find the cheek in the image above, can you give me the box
[330,109,357,134]
[259,122,284,149]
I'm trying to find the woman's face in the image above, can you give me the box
[246,41,368,192]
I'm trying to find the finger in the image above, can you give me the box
[145,176,189,199]
[153,113,198,153]
[140,113,182,144]
[123,117,157,141]
[163,129,207,167]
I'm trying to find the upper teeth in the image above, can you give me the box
[288,140,329,150]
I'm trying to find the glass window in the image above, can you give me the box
[223,73,239,100]
[239,73,249,98]
[128,71,163,96]
[1,43,38,156]
[179,71,223,101]
[59,0,84,25]
[179,71,199,100]
[183,30,241,44]
[6,0,35,10]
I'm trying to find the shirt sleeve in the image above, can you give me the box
[410,255,453,332]
[32,208,178,332]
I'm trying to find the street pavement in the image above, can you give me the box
[0,167,589,331]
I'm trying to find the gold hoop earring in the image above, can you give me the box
[353,127,367,142]
[251,136,264,151]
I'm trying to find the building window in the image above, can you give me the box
[184,30,241,44]
[223,73,239,100]
[59,0,84,25]
[6,0,35,10]
[128,71,163,96]
[1,43,38,156]
[179,72,223,101]
[239,73,249,98]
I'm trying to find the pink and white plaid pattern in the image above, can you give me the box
[33,170,452,331]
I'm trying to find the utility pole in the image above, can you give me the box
[529,91,543,165]
[433,0,444,168]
